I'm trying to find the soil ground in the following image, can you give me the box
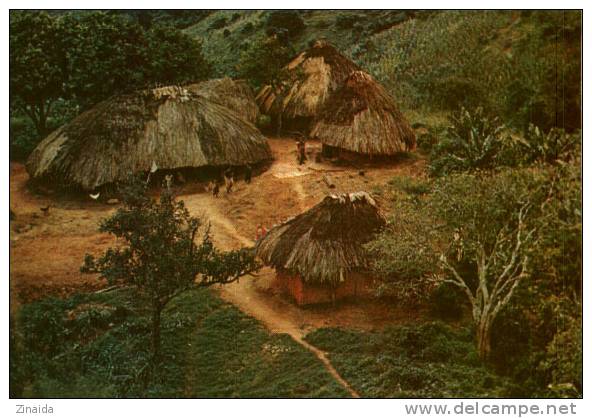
[10,138,427,397]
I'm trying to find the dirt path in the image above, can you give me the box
[10,138,427,396]
[182,191,360,397]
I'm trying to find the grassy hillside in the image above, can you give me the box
[11,288,349,398]
[183,10,419,78]
[185,10,581,131]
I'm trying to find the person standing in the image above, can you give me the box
[224,167,234,194]
[297,139,307,165]
[244,164,252,184]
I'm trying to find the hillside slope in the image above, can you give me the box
[184,10,581,131]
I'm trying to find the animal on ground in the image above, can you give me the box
[212,182,220,198]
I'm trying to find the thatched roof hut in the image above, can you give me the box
[255,40,360,133]
[256,192,385,288]
[26,85,272,190]
[311,71,416,155]
[187,78,260,124]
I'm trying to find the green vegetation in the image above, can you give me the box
[368,163,581,395]
[237,36,295,89]
[10,10,210,157]
[10,9,581,399]
[11,288,349,398]
[305,323,514,398]
[81,178,259,360]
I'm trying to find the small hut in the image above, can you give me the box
[187,78,260,124]
[256,192,386,305]
[311,71,416,157]
[26,85,272,191]
[255,40,360,134]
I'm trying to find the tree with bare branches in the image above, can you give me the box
[429,170,550,360]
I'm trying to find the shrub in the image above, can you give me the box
[265,11,305,39]
[429,283,464,320]
[209,17,227,30]
[335,14,359,30]
[10,116,39,161]
[510,125,581,165]
[223,28,230,38]
[241,22,254,34]
[429,107,507,176]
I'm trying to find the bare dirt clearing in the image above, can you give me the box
[10,138,426,321]
[10,138,426,396]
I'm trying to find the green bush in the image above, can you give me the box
[305,323,511,397]
[509,125,581,166]
[429,283,464,320]
[10,116,39,161]
[241,22,254,34]
[12,288,350,398]
[266,11,305,39]
[429,107,507,176]
[209,16,227,30]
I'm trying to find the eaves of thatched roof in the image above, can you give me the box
[311,71,416,155]
[26,85,272,190]
[255,191,386,286]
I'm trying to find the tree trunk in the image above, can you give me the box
[151,305,162,362]
[476,317,492,361]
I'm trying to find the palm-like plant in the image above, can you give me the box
[429,107,506,176]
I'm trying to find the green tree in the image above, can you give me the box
[237,35,294,90]
[431,171,551,360]
[369,169,553,361]
[60,12,148,110]
[82,179,259,360]
[9,11,65,136]
[144,24,211,86]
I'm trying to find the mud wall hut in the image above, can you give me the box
[26,85,272,191]
[255,192,386,305]
[255,40,360,135]
[311,71,416,157]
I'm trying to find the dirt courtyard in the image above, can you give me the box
[10,138,427,331]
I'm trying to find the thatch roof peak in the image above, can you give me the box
[186,78,260,123]
[256,191,385,285]
[311,70,416,155]
[255,42,360,125]
[26,84,272,190]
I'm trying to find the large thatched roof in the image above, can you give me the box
[187,78,260,124]
[311,71,416,155]
[255,40,360,122]
[255,192,386,285]
[26,85,272,190]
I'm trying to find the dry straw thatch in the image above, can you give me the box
[255,40,360,130]
[311,70,416,155]
[26,85,272,190]
[256,192,386,286]
[187,77,260,124]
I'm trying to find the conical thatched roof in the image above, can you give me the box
[311,71,416,155]
[256,192,386,285]
[26,85,272,190]
[187,78,260,124]
[255,40,360,123]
